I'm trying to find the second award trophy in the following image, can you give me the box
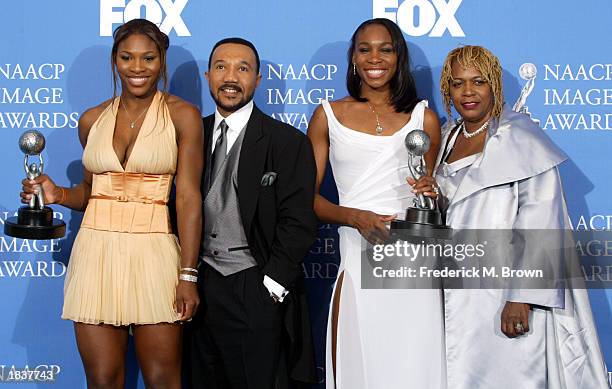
[4,130,66,240]
[390,129,451,240]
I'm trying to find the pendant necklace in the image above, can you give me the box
[121,99,150,129]
[461,120,489,139]
[366,102,384,135]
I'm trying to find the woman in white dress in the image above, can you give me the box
[411,45,609,388]
[307,18,445,389]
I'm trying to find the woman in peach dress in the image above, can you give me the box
[21,19,203,388]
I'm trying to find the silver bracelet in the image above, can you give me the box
[180,267,198,274]
[179,273,198,283]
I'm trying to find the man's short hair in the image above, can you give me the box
[208,37,260,74]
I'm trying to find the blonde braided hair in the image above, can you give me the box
[440,45,504,119]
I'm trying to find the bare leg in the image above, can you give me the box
[132,323,182,389]
[74,323,129,389]
[331,271,345,388]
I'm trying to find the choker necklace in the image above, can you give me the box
[366,102,384,135]
[121,99,150,129]
[462,120,489,139]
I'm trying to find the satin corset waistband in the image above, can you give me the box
[81,172,174,233]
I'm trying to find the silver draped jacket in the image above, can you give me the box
[434,106,609,389]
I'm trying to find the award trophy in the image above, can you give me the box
[390,130,451,240]
[513,63,539,123]
[4,130,66,240]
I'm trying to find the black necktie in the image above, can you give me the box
[210,120,229,180]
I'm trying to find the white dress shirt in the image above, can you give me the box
[211,100,288,302]
[212,100,253,155]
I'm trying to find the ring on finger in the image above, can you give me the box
[514,322,524,333]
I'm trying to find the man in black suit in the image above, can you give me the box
[187,38,317,389]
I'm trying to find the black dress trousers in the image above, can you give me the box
[188,264,283,389]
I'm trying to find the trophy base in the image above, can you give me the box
[390,207,452,241]
[4,206,66,240]
[405,207,443,225]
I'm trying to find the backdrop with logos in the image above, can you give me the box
[0,0,611,387]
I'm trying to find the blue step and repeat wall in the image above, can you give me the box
[1,0,611,387]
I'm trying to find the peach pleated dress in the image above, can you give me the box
[62,91,181,325]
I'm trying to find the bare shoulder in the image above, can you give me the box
[78,98,113,146]
[80,99,113,129]
[165,94,202,130]
[311,96,354,125]
[310,104,327,123]
[328,96,359,120]
[422,107,442,146]
[329,96,357,110]
[307,105,329,142]
[423,107,441,127]
[332,96,355,105]
[165,94,201,118]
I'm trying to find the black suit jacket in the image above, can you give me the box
[202,105,318,384]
